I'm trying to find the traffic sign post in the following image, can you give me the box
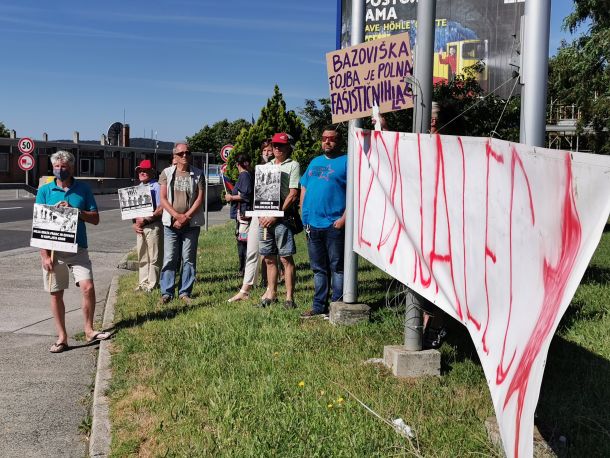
[18,137,36,155]
[18,153,35,188]
[220,144,233,163]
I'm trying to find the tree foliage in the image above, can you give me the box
[187,118,251,162]
[0,121,9,138]
[228,85,312,180]
[548,0,610,154]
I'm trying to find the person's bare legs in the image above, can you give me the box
[50,290,68,344]
[280,255,295,301]
[263,256,278,300]
[79,279,96,340]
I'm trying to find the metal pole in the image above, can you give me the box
[404,0,437,352]
[519,0,551,147]
[412,0,436,135]
[204,153,209,231]
[342,0,365,304]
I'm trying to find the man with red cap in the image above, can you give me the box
[133,159,163,292]
[258,132,300,309]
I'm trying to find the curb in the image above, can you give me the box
[89,275,119,457]
[116,248,137,271]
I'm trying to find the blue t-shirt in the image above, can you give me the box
[36,179,98,248]
[300,153,347,228]
[146,179,161,209]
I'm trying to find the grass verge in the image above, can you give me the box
[108,222,609,457]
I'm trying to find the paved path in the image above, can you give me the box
[0,198,230,457]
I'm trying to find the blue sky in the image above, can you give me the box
[1,0,582,142]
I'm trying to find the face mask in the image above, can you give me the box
[53,169,70,181]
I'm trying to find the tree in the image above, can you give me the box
[0,121,9,138]
[229,85,312,179]
[548,0,610,154]
[187,118,251,162]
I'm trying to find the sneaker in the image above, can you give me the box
[179,295,193,305]
[283,299,297,309]
[300,309,326,319]
[158,295,172,305]
[423,327,447,349]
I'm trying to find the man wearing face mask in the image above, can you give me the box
[36,150,108,353]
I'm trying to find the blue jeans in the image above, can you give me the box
[307,226,344,314]
[160,225,200,298]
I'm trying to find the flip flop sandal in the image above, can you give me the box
[87,331,111,343]
[50,342,69,353]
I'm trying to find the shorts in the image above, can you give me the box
[42,248,94,293]
[258,221,296,257]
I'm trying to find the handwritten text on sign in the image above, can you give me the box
[352,130,610,458]
[326,33,414,123]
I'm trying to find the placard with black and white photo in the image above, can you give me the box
[118,184,154,220]
[247,164,283,216]
[30,204,79,253]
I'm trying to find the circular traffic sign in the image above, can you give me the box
[18,153,35,171]
[220,144,233,163]
[18,137,36,154]
[220,163,227,174]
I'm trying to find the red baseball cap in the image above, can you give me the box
[271,132,290,144]
[135,159,154,172]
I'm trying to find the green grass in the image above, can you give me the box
[108,222,610,457]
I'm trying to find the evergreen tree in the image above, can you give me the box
[229,85,312,180]
[0,121,9,138]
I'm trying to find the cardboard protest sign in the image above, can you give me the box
[30,204,79,253]
[352,129,610,458]
[247,164,283,217]
[118,184,154,220]
[326,32,414,123]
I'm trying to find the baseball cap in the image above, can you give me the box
[271,132,290,144]
[135,159,154,172]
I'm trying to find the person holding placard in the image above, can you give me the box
[36,150,108,353]
[258,133,300,309]
[158,142,205,305]
[132,159,164,292]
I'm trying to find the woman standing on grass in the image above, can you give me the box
[227,140,274,302]
[224,154,254,278]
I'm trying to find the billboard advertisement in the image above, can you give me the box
[340,0,524,97]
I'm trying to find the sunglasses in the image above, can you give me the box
[322,136,337,142]
[174,151,191,157]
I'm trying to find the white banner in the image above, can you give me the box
[352,129,610,458]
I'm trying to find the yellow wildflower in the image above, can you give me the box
[298,381,305,388]
[327,403,334,409]
[336,397,344,403]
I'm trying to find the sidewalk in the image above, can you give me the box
[0,204,230,457]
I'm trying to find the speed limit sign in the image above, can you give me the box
[18,153,35,171]
[18,137,36,154]
[220,144,233,163]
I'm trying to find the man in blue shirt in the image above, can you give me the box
[299,126,347,318]
[36,150,109,353]
[132,159,164,292]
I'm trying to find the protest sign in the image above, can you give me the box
[118,184,154,220]
[326,32,413,123]
[246,164,283,217]
[352,129,610,458]
[30,204,79,253]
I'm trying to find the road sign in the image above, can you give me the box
[18,153,35,171]
[220,144,233,163]
[18,137,36,154]
[220,163,227,174]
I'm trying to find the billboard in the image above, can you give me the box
[340,0,524,97]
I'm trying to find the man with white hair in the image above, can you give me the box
[36,150,108,353]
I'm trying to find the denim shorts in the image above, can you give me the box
[259,221,296,257]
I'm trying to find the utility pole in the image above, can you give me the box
[342,0,365,304]
[520,0,551,147]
